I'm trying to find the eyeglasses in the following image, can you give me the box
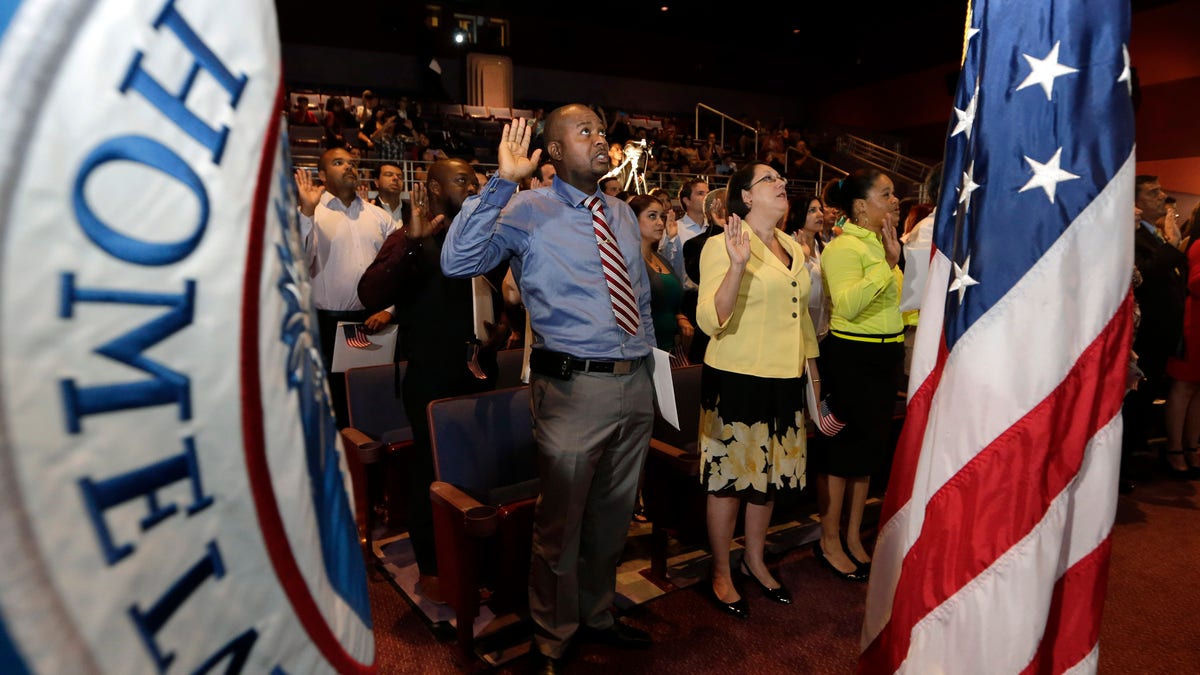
[747,173,787,189]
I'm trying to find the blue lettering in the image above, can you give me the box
[78,437,212,565]
[190,629,257,675]
[119,0,248,163]
[129,541,225,673]
[59,274,194,433]
[72,136,208,266]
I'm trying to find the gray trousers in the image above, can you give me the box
[527,363,654,658]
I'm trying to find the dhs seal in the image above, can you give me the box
[0,0,375,672]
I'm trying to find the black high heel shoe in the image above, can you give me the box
[705,584,750,619]
[813,541,868,582]
[1160,449,1192,480]
[1185,448,1200,480]
[846,551,872,576]
[739,560,792,604]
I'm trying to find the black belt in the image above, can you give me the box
[529,349,644,380]
[830,329,905,344]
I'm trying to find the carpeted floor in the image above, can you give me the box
[367,459,1200,674]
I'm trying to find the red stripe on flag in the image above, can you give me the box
[859,294,1132,674]
[878,333,950,527]
[1019,537,1113,675]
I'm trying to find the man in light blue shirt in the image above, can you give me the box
[442,104,656,672]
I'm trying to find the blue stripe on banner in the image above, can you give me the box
[0,607,31,675]
[0,0,20,44]
[930,0,1133,349]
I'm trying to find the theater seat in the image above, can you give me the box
[341,362,414,560]
[428,385,538,662]
[640,363,707,580]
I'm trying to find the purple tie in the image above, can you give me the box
[586,196,639,336]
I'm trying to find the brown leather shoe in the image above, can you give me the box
[418,574,447,605]
[529,649,565,675]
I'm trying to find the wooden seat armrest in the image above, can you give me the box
[340,427,374,453]
[649,438,700,476]
[430,481,498,538]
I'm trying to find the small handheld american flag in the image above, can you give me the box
[342,323,372,349]
[816,397,845,437]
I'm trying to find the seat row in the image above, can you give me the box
[339,357,903,666]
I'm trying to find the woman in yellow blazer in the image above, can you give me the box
[696,162,821,619]
[814,168,903,582]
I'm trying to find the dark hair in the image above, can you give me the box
[599,175,620,190]
[824,168,886,217]
[628,194,661,217]
[677,177,707,204]
[1135,174,1159,199]
[378,161,402,174]
[725,162,770,219]
[925,161,944,203]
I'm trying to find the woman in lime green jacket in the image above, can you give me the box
[814,169,903,581]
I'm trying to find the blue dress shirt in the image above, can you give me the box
[441,175,656,359]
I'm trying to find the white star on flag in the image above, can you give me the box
[1118,44,1132,96]
[951,80,979,139]
[959,161,981,212]
[1016,41,1078,100]
[948,256,979,303]
[1019,147,1080,203]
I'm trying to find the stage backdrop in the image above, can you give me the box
[0,0,375,672]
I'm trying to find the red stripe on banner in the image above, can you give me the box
[859,294,1132,675]
[1019,537,1113,675]
[240,81,376,675]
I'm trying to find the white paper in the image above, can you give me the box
[805,361,820,421]
[651,347,679,429]
[472,276,495,341]
[520,312,532,384]
[331,322,398,372]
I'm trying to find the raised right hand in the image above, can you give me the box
[406,182,446,239]
[294,167,325,217]
[724,214,750,267]
[881,214,901,268]
[496,117,541,183]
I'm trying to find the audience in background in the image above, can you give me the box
[290,95,319,126]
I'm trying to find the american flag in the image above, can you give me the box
[859,1,1134,673]
[817,397,847,437]
[342,323,373,349]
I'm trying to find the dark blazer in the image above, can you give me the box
[684,224,724,285]
[1132,223,1187,385]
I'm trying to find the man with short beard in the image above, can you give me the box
[293,148,396,429]
[441,105,657,674]
[358,158,510,604]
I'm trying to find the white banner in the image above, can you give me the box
[0,0,375,672]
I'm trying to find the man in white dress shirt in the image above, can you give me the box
[659,178,708,286]
[293,147,397,428]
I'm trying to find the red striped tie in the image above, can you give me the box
[586,196,639,336]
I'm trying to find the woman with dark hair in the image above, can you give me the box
[629,194,693,359]
[793,196,831,341]
[695,162,822,618]
[814,168,903,581]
